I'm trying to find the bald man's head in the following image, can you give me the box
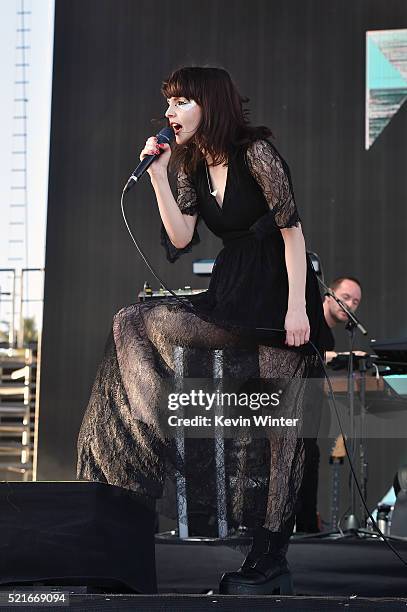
[323,277,362,328]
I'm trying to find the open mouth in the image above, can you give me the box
[171,123,182,134]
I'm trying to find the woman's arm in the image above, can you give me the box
[141,137,197,248]
[280,224,310,347]
[150,168,197,249]
[245,140,310,347]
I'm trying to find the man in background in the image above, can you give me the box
[323,276,363,362]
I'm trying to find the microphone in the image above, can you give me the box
[124,127,175,193]
[325,290,367,335]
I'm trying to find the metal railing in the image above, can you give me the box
[0,267,44,348]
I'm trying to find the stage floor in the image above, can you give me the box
[156,533,407,597]
[21,593,407,611]
[2,534,407,610]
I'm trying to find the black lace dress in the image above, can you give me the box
[77,139,331,533]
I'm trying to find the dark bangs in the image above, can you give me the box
[161,67,205,104]
[161,66,272,176]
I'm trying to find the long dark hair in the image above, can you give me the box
[161,66,272,175]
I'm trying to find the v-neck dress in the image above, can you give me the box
[77,138,331,535]
[161,139,331,355]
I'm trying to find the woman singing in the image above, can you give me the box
[77,66,331,595]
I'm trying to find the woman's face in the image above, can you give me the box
[165,97,202,145]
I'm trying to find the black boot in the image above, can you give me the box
[219,518,294,595]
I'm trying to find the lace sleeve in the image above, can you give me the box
[175,169,199,215]
[246,139,301,231]
[160,169,200,263]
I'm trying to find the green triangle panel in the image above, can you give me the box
[367,37,407,90]
[370,29,407,82]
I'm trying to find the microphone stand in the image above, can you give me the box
[317,279,369,532]
[358,355,369,524]
[344,319,359,530]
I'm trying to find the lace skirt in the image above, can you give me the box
[76,298,317,532]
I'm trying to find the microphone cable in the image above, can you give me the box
[121,183,407,569]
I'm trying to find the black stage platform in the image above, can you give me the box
[156,534,407,597]
[7,593,406,611]
[2,535,407,610]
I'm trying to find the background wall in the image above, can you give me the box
[38,0,407,525]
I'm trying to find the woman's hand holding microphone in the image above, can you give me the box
[139,136,171,179]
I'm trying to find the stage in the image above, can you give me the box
[2,1,407,610]
[3,535,406,610]
[155,533,407,597]
[8,593,406,611]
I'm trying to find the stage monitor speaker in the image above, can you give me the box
[0,481,157,593]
